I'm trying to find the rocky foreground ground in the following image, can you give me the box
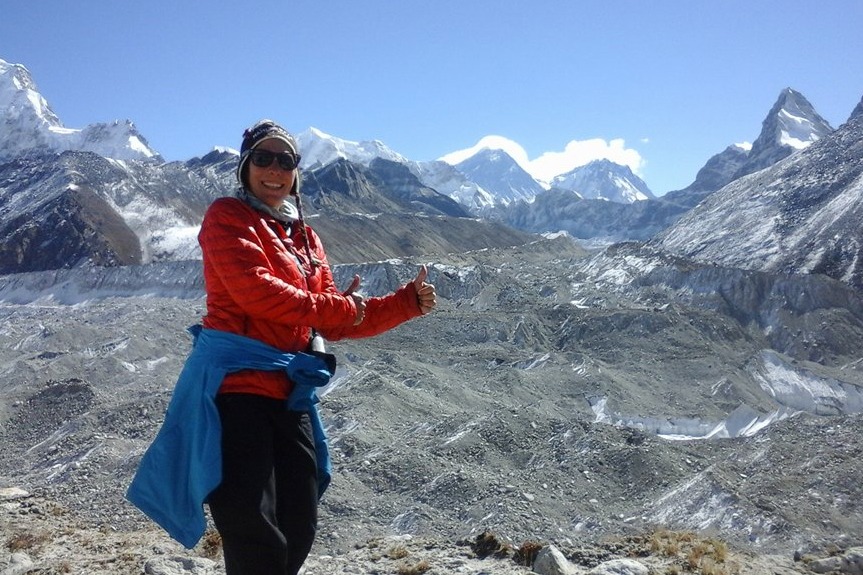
[2,486,862,575]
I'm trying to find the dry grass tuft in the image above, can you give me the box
[387,544,410,560]
[645,529,740,574]
[471,531,513,559]
[199,529,223,559]
[515,540,543,566]
[6,530,51,552]
[396,558,431,575]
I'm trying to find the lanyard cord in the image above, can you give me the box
[273,218,325,350]
[293,192,321,268]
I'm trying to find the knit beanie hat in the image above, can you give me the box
[236,119,302,196]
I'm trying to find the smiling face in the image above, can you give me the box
[246,138,297,209]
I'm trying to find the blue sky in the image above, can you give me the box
[2,1,861,194]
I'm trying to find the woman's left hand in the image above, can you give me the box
[413,265,436,315]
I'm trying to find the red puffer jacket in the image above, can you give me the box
[199,197,423,399]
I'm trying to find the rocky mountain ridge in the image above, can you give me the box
[2,56,855,282]
[654,97,863,290]
[489,89,847,247]
[0,59,159,162]
[0,147,536,274]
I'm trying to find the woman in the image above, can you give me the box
[200,119,436,574]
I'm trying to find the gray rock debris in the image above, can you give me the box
[0,553,34,575]
[805,547,863,575]
[533,545,575,575]
[143,555,219,575]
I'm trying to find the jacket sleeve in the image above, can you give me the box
[300,227,424,341]
[319,281,424,341]
[199,200,359,329]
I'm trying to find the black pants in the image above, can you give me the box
[208,393,319,575]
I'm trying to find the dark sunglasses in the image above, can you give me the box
[248,149,301,171]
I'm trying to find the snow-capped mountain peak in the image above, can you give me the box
[551,158,655,203]
[0,59,62,128]
[0,58,160,162]
[295,127,408,169]
[773,87,834,150]
[451,147,545,205]
[735,87,834,178]
[438,135,528,167]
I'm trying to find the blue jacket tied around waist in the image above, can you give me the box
[126,325,335,549]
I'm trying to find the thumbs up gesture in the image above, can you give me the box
[412,265,436,315]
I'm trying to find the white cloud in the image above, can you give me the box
[439,135,646,184]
